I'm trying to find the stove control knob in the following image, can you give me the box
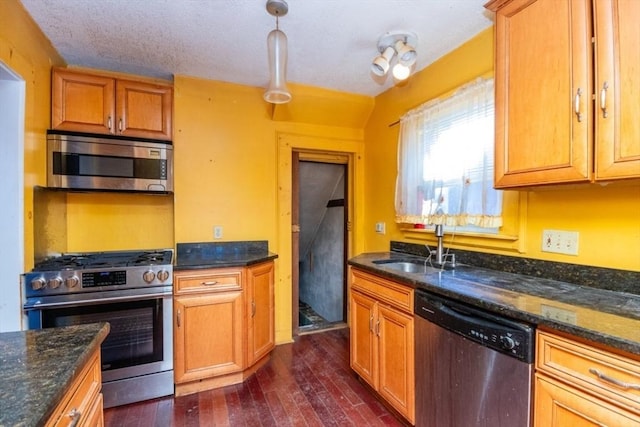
[143,270,156,283]
[156,269,170,282]
[31,277,46,291]
[48,276,63,289]
[501,336,516,350]
[65,275,79,288]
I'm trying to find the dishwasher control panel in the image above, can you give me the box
[415,290,535,363]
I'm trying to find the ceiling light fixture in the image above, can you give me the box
[264,0,291,104]
[371,31,418,82]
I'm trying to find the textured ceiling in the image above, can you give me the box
[20,0,494,96]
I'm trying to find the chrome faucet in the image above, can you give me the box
[427,224,455,269]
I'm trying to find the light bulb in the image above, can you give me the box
[392,63,411,80]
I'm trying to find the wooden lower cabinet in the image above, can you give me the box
[350,291,377,387]
[246,262,275,366]
[534,330,640,426]
[46,349,103,427]
[173,261,275,396]
[174,291,244,383]
[349,268,414,424]
[535,373,640,426]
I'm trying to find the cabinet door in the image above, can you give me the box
[246,262,275,366]
[174,292,244,384]
[52,69,115,135]
[84,393,104,427]
[116,80,173,140]
[492,0,592,187]
[350,290,378,388]
[594,0,640,180]
[377,304,415,424]
[535,374,640,426]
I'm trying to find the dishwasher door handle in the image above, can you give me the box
[436,300,524,332]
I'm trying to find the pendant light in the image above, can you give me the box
[264,0,291,104]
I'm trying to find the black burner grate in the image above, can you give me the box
[33,250,173,271]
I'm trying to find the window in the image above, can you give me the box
[395,77,502,232]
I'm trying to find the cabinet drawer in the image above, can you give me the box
[175,268,244,294]
[47,351,102,426]
[351,269,413,314]
[537,331,640,414]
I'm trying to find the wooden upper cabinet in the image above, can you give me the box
[52,69,115,135]
[594,0,640,180]
[116,79,173,140]
[488,0,592,188]
[486,0,640,187]
[52,68,173,141]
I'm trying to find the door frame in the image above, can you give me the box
[293,155,349,336]
[0,61,26,332]
[276,133,364,343]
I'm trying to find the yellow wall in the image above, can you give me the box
[173,76,369,342]
[363,27,640,271]
[0,0,63,270]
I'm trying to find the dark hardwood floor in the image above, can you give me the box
[104,327,405,426]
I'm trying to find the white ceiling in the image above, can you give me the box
[20,0,494,97]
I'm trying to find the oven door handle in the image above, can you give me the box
[24,291,172,310]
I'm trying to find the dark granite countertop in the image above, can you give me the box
[174,241,278,271]
[0,323,110,427]
[349,252,640,356]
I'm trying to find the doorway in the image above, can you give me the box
[294,158,348,334]
[0,61,26,332]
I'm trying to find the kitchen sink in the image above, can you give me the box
[379,261,429,273]
[372,258,455,273]
[372,259,432,274]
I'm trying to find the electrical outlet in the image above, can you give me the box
[541,229,579,255]
[541,304,578,325]
[375,222,386,234]
[213,226,223,239]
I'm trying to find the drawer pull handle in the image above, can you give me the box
[68,408,81,427]
[177,309,181,327]
[201,281,219,286]
[251,300,256,317]
[589,368,640,390]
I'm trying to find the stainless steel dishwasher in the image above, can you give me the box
[415,289,535,427]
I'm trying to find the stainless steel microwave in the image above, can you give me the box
[47,131,173,193]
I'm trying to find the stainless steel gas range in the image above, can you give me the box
[23,249,175,408]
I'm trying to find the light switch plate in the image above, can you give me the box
[375,222,386,234]
[214,226,223,239]
[542,229,579,255]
